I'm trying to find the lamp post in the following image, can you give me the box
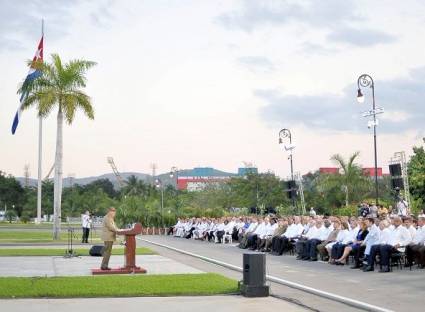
[155,178,164,228]
[170,166,179,215]
[279,128,296,210]
[357,74,383,206]
[170,166,179,189]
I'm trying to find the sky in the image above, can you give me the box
[1,0,424,180]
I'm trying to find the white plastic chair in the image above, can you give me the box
[223,233,232,244]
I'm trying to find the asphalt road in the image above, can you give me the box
[138,235,424,312]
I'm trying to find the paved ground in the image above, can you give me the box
[0,255,202,277]
[138,235,424,312]
[0,296,306,312]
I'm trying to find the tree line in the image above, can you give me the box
[1,148,424,226]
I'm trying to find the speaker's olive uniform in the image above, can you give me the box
[101,214,119,269]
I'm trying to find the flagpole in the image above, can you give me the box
[36,19,44,224]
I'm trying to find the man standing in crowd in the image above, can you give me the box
[397,197,409,216]
[100,207,121,270]
[81,210,92,244]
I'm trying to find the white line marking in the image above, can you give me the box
[139,237,394,312]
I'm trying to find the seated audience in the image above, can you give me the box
[335,220,369,265]
[405,216,425,268]
[364,217,412,273]
[317,219,341,261]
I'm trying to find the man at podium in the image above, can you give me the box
[100,207,121,270]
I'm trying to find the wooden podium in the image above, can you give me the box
[92,223,147,275]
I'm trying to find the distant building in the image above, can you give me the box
[177,167,258,191]
[238,167,258,176]
[319,167,384,177]
[319,167,339,174]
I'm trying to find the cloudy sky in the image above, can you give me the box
[1,0,424,179]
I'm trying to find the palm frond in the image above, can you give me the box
[17,53,96,123]
[348,151,360,168]
[330,154,347,173]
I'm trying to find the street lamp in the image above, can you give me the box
[170,166,179,189]
[155,178,164,228]
[279,128,296,209]
[357,74,383,206]
[170,166,180,215]
[279,128,294,180]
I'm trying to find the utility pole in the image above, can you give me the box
[24,164,30,188]
[150,163,157,186]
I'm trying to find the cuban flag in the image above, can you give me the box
[11,36,44,134]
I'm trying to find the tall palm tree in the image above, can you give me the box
[19,54,96,239]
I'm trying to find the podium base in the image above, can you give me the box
[91,267,147,275]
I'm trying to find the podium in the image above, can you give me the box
[92,223,147,275]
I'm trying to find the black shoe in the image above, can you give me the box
[309,258,318,261]
[100,267,111,270]
[351,265,361,269]
[379,266,390,273]
[363,266,374,272]
[302,257,310,261]
[296,256,302,260]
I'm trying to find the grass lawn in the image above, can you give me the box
[0,230,101,243]
[0,273,239,298]
[0,247,155,256]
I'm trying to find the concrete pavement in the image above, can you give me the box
[0,255,202,277]
[138,235,423,312]
[0,296,307,312]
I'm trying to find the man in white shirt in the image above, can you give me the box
[206,220,217,242]
[364,217,412,272]
[353,217,379,268]
[256,218,278,251]
[238,218,258,249]
[175,219,187,237]
[81,210,92,243]
[303,219,332,261]
[214,219,227,243]
[397,198,409,216]
[405,216,425,268]
[403,217,416,240]
[193,218,208,240]
[247,218,266,249]
[272,216,304,255]
[295,220,319,260]
[168,218,181,235]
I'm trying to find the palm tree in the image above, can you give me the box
[19,54,96,239]
[328,151,369,206]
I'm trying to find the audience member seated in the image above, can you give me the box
[364,217,412,273]
[246,218,266,249]
[271,216,304,255]
[301,219,332,261]
[405,216,425,268]
[238,218,258,248]
[317,219,341,261]
[336,220,368,265]
[295,219,318,260]
[256,218,278,251]
[263,219,287,252]
[328,221,350,264]
[351,217,378,269]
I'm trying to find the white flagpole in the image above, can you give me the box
[36,19,44,224]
